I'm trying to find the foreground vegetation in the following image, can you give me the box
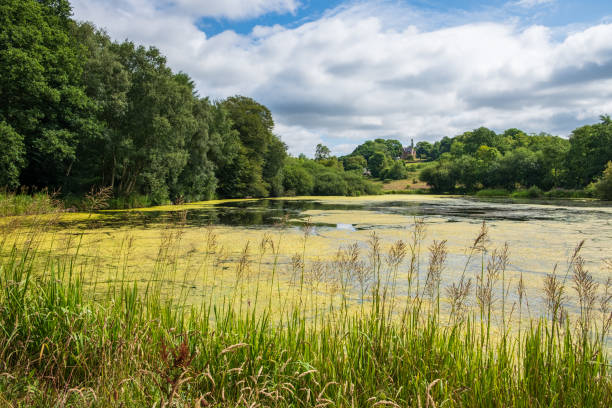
[1,203,611,407]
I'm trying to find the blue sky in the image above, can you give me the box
[72,0,612,156]
[197,1,612,36]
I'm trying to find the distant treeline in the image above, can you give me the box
[413,122,612,198]
[0,0,379,207]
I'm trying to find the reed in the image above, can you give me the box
[0,207,611,406]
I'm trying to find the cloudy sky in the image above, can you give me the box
[70,0,612,156]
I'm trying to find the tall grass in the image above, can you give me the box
[0,208,611,406]
[0,188,62,216]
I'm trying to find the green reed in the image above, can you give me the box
[0,209,611,407]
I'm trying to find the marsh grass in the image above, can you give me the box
[0,188,62,217]
[0,202,611,406]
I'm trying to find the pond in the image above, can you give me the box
[10,194,612,325]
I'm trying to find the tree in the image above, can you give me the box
[315,144,331,160]
[343,155,367,171]
[383,139,403,158]
[452,155,480,191]
[0,121,25,188]
[382,160,408,180]
[420,160,457,193]
[0,0,95,188]
[282,161,314,195]
[415,141,434,160]
[314,171,348,195]
[367,151,390,178]
[457,128,497,155]
[592,161,612,200]
[221,96,286,197]
[173,98,218,202]
[565,116,612,188]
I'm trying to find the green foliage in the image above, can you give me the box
[415,141,434,159]
[314,171,348,195]
[220,96,287,198]
[566,116,612,188]
[0,122,25,188]
[282,159,314,195]
[0,0,95,188]
[511,186,543,199]
[592,161,612,200]
[381,160,408,180]
[314,143,331,160]
[415,124,603,196]
[342,155,367,171]
[282,157,379,196]
[419,160,457,193]
[367,151,390,178]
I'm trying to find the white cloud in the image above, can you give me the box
[71,1,612,156]
[510,0,555,8]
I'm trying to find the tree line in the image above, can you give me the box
[2,1,610,204]
[415,121,612,197]
[0,0,379,206]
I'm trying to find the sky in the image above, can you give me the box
[70,0,612,156]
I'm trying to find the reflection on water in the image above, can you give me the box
[59,195,612,231]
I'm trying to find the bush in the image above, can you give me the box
[314,172,348,195]
[592,161,612,200]
[282,164,314,196]
[419,163,457,193]
[511,186,543,199]
[107,194,152,209]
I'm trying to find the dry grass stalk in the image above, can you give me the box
[236,241,251,282]
[476,243,508,319]
[407,217,427,297]
[84,185,113,213]
[543,265,565,324]
[424,240,447,305]
[572,255,598,338]
[446,276,472,323]
[599,275,612,343]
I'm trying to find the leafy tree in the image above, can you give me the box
[452,155,480,191]
[314,171,348,196]
[420,159,457,192]
[221,96,286,197]
[367,151,390,178]
[475,145,501,162]
[382,139,403,158]
[0,121,25,188]
[592,161,612,200]
[343,155,367,171]
[282,160,314,195]
[415,141,434,160]
[174,98,218,202]
[315,144,331,160]
[456,128,497,154]
[565,116,612,188]
[350,139,403,161]
[0,0,95,188]
[382,160,408,180]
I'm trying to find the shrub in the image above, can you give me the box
[593,161,612,200]
[511,186,543,199]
